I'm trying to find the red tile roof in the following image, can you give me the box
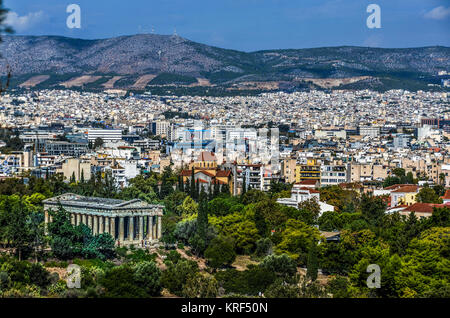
[197,170,215,178]
[391,185,419,193]
[180,170,193,176]
[296,187,320,193]
[384,184,413,190]
[442,189,450,200]
[297,180,318,185]
[403,202,448,213]
[216,170,231,177]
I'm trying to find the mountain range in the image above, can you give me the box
[0,34,449,94]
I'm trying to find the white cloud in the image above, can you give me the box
[424,6,450,20]
[6,11,45,32]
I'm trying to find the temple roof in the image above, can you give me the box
[43,193,163,211]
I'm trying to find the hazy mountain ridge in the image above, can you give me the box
[0,34,449,92]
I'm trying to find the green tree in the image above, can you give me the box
[254,238,273,257]
[241,189,268,205]
[327,276,351,298]
[306,241,319,281]
[264,278,301,298]
[193,196,209,254]
[260,254,297,278]
[161,259,199,296]
[297,198,321,225]
[360,194,386,227]
[395,227,450,297]
[0,195,33,260]
[182,273,219,298]
[100,265,147,298]
[133,261,162,296]
[190,168,196,199]
[275,219,320,263]
[204,235,236,270]
[416,186,443,204]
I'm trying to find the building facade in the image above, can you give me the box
[43,193,164,246]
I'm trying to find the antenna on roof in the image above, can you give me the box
[173,27,177,36]
[151,26,155,34]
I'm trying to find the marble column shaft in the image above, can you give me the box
[138,216,144,241]
[128,216,134,241]
[110,217,116,239]
[93,215,98,235]
[99,216,104,234]
[119,217,124,242]
[157,215,162,239]
[148,216,153,240]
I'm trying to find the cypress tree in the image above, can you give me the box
[306,241,319,281]
[221,183,230,196]
[185,179,191,196]
[208,183,213,200]
[197,195,209,241]
[195,179,200,200]
[177,175,182,192]
[190,167,196,199]
[242,173,247,195]
[213,182,220,198]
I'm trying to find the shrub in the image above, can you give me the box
[133,261,162,297]
[254,238,273,257]
[204,236,236,269]
[260,254,297,278]
[161,259,199,296]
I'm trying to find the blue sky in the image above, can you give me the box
[4,0,450,51]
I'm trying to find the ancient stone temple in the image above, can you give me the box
[43,193,164,246]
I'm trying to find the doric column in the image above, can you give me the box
[128,216,134,241]
[152,216,156,239]
[157,215,162,239]
[119,217,124,242]
[99,216,104,234]
[148,215,153,240]
[105,217,110,234]
[70,213,75,225]
[88,215,93,230]
[76,213,81,226]
[110,217,116,239]
[82,214,87,225]
[138,216,144,241]
[93,215,98,235]
[44,210,49,234]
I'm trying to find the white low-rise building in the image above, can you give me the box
[277,184,334,217]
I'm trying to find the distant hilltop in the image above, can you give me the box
[0,34,449,93]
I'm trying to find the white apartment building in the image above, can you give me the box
[276,184,334,216]
[87,129,122,142]
[359,126,380,138]
[320,164,348,186]
[314,129,347,140]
